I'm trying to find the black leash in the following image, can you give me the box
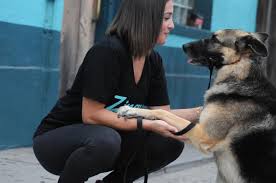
[123,117,149,183]
[173,122,196,136]
[122,62,215,181]
[142,135,149,183]
[122,110,203,182]
[173,59,215,136]
[122,57,216,182]
[123,149,137,183]
[208,64,214,90]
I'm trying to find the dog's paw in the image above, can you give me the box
[117,106,141,119]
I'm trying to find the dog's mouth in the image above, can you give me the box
[187,56,210,66]
[185,50,225,68]
[187,58,195,64]
[183,42,225,69]
[187,58,201,65]
[187,56,226,71]
[183,43,212,66]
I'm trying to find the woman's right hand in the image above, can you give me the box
[143,119,178,138]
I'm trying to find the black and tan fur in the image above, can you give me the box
[118,29,276,183]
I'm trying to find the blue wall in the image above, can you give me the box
[157,33,209,108]
[211,0,258,32]
[0,0,63,149]
[0,0,63,31]
[164,0,258,49]
[156,45,210,108]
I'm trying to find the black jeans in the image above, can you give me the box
[33,124,184,183]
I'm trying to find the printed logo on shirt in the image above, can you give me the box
[105,95,146,112]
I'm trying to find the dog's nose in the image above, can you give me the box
[182,44,191,53]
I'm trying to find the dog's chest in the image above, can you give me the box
[214,150,245,183]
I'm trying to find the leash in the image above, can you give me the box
[172,58,216,136]
[173,122,196,136]
[172,59,215,136]
[206,56,241,90]
[207,64,214,90]
[121,57,220,182]
[121,66,217,181]
[124,119,198,182]
[123,117,149,183]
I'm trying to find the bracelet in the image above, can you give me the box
[137,117,143,131]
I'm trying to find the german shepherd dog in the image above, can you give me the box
[117,29,276,183]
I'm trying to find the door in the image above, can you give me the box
[95,0,121,43]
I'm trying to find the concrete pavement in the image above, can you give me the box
[0,144,217,183]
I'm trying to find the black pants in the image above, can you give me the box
[33,124,184,183]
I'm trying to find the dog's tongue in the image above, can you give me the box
[187,59,193,63]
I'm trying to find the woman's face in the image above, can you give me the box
[156,0,174,45]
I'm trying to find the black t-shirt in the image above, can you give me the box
[33,35,169,137]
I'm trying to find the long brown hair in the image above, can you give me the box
[106,0,168,58]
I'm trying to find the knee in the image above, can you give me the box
[97,132,121,157]
[167,139,185,161]
[151,137,184,163]
[86,127,121,160]
[75,128,121,172]
[146,137,184,172]
[99,127,121,153]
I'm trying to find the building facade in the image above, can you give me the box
[0,0,63,148]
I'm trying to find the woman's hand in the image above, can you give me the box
[143,119,178,138]
[143,119,190,141]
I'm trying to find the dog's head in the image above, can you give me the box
[183,29,268,68]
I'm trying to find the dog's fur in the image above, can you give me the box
[118,29,276,183]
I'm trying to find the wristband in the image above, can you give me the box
[137,117,143,131]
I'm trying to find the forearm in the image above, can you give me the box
[82,97,158,131]
[149,105,201,123]
[83,108,153,131]
[170,107,201,123]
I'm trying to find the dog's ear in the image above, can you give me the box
[235,34,268,57]
[251,32,269,43]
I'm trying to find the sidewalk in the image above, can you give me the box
[0,144,217,183]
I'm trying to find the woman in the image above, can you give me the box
[33,0,200,182]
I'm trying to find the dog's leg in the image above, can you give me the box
[216,173,226,183]
[117,106,221,153]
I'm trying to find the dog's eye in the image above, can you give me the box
[211,35,220,43]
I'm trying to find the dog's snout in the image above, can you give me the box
[202,39,209,44]
[182,43,191,53]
